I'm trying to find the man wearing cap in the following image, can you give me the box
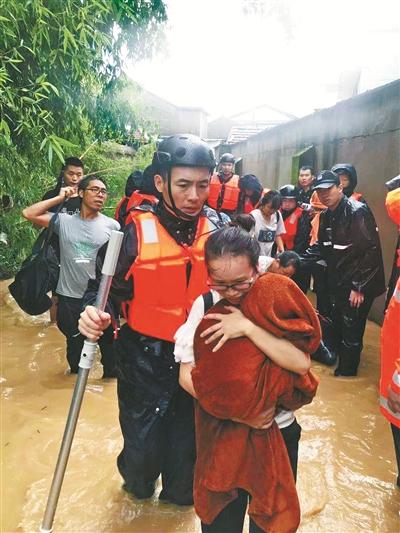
[207,152,241,215]
[302,170,385,376]
[78,135,226,505]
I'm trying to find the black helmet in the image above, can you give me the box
[219,153,235,164]
[331,164,357,197]
[152,134,215,173]
[279,184,297,198]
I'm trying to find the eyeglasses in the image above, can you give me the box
[86,187,108,196]
[207,277,255,292]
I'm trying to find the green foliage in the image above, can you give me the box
[0,0,166,274]
[0,0,166,161]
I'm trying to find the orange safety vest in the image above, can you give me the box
[124,211,212,342]
[380,279,400,427]
[114,196,128,224]
[127,190,159,212]
[208,174,240,212]
[281,207,303,250]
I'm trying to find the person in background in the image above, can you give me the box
[22,176,120,376]
[78,134,226,506]
[331,164,364,202]
[303,170,385,376]
[295,165,315,204]
[384,175,400,309]
[207,153,241,215]
[380,176,400,488]
[124,164,161,221]
[42,156,85,215]
[114,170,143,228]
[279,184,312,293]
[237,173,264,214]
[251,190,285,257]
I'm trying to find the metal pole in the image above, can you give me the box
[40,230,123,533]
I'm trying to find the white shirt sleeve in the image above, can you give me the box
[174,291,221,364]
[174,295,206,364]
[276,211,286,235]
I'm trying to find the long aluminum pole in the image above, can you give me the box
[40,230,123,533]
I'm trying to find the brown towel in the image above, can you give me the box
[192,273,320,532]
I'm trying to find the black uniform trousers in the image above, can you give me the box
[56,294,116,375]
[330,293,373,376]
[115,324,196,505]
[201,419,302,533]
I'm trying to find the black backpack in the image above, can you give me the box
[9,213,60,315]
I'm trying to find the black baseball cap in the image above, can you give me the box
[314,170,340,189]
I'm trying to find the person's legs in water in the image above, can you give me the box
[279,419,302,482]
[201,489,248,533]
[56,295,84,373]
[390,424,400,488]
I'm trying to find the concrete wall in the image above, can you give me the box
[227,80,400,323]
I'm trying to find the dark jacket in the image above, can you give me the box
[302,196,385,298]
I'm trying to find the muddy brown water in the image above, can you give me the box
[1,282,399,532]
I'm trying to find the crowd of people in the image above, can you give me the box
[20,135,399,532]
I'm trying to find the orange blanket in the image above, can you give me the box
[192,273,320,532]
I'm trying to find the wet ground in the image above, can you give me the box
[1,281,399,532]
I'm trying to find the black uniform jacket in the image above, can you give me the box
[302,196,385,298]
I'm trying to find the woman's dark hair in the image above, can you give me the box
[276,250,301,271]
[238,174,263,209]
[229,214,256,233]
[205,227,260,269]
[78,175,107,192]
[260,189,281,209]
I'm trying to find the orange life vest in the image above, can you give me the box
[380,279,400,427]
[127,190,159,212]
[208,173,240,212]
[114,196,128,224]
[124,211,212,342]
[281,207,303,250]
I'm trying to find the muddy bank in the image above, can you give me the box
[1,281,399,532]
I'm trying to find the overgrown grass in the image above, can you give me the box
[0,140,155,276]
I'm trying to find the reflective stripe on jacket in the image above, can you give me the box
[124,211,211,342]
[380,279,400,427]
[208,174,240,212]
[281,207,303,250]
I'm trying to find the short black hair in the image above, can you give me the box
[63,157,84,170]
[205,227,260,270]
[78,175,107,192]
[260,189,281,209]
[229,214,256,233]
[276,250,301,271]
[299,165,314,174]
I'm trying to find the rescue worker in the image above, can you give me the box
[303,170,385,376]
[114,170,143,228]
[331,163,364,202]
[124,165,160,223]
[384,175,400,309]
[279,184,312,293]
[295,165,315,205]
[78,134,226,505]
[380,178,400,488]
[237,173,264,214]
[207,153,240,215]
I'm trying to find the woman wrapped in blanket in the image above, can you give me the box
[175,227,320,533]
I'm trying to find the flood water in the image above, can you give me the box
[1,281,399,532]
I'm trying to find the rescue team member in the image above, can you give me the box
[380,180,400,488]
[237,173,264,214]
[42,156,85,216]
[22,177,120,376]
[384,175,400,309]
[78,134,226,505]
[124,164,160,223]
[295,165,315,205]
[114,170,143,228]
[207,153,240,215]
[302,170,385,376]
[331,163,364,202]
